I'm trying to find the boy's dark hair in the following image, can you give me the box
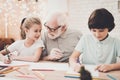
[88,8,115,32]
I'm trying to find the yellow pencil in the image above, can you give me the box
[0,66,13,74]
[93,77,107,80]
[2,67,20,74]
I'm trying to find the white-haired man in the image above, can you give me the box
[42,12,82,62]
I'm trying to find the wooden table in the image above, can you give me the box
[0,61,120,80]
[4,70,120,80]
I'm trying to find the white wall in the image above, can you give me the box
[68,0,120,39]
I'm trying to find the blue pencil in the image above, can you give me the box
[107,74,117,80]
[64,75,80,78]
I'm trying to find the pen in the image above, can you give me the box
[107,74,117,80]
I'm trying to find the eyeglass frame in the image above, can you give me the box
[44,23,62,32]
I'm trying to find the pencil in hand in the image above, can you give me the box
[4,44,12,64]
[4,45,11,60]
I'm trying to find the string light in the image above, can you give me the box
[0,0,47,39]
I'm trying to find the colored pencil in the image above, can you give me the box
[107,74,117,80]
[32,69,54,71]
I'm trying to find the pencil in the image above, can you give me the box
[7,54,10,60]
[2,67,19,74]
[15,69,25,75]
[0,66,13,74]
[4,45,10,60]
[32,69,54,71]
[16,75,36,79]
[32,71,45,80]
[64,75,80,78]
[0,74,5,77]
[107,74,117,80]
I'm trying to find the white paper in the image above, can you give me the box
[66,65,98,77]
[29,62,69,71]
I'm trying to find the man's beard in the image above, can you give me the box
[48,30,63,39]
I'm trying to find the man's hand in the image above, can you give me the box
[48,48,63,60]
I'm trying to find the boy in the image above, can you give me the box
[69,8,120,72]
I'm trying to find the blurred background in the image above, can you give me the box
[0,0,120,40]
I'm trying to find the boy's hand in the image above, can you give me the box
[70,63,83,72]
[95,64,112,72]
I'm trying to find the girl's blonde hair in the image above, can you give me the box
[21,17,42,38]
[23,17,42,29]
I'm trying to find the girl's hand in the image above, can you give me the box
[95,64,113,72]
[4,58,12,64]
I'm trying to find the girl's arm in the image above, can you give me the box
[12,47,43,62]
[0,49,10,56]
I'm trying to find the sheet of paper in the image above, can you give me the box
[0,61,69,71]
[85,65,99,77]
[29,62,69,71]
[0,61,98,77]
[0,77,21,80]
[0,61,33,66]
[66,65,98,77]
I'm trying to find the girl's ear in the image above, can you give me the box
[24,28,29,34]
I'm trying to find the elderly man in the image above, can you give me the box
[42,12,82,62]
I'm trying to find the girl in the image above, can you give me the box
[0,17,44,63]
[69,8,120,72]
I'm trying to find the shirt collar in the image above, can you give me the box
[91,34,110,44]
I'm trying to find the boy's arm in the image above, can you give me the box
[95,63,120,72]
[69,50,80,65]
[69,50,81,72]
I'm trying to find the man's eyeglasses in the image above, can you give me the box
[44,23,62,32]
